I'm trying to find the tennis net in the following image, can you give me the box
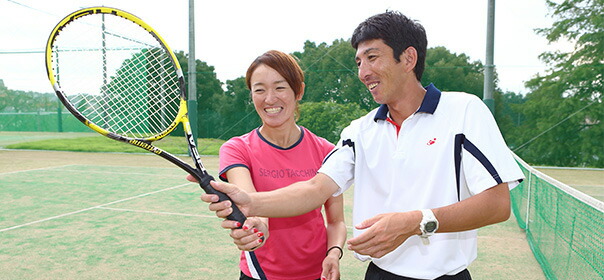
[511,153,603,279]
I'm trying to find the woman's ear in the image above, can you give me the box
[297,82,305,101]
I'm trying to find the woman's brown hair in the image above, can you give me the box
[245,50,305,100]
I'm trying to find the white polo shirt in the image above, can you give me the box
[318,84,524,279]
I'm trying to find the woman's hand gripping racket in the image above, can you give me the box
[44,6,265,256]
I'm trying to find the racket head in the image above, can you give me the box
[45,7,186,141]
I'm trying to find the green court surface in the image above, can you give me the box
[1,163,239,278]
[0,149,547,279]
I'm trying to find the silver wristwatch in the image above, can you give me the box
[419,209,439,245]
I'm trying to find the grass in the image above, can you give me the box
[3,132,601,279]
[5,136,225,156]
[535,167,604,201]
[0,150,547,279]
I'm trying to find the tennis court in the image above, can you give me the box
[1,143,546,279]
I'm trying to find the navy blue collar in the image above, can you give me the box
[256,126,305,150]
[374,83,441,121]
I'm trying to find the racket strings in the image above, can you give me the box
[98,49,178,135]
[50,13,181,139]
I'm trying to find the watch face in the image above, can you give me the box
[425,221,437,232]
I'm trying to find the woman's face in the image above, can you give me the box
[250,64,301,128]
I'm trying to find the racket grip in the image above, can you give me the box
[198,174,247,227]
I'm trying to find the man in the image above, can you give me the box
[200,10,524,280]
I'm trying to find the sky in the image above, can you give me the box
[0,0,571,95]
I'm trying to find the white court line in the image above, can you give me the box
[98,206,215,218]
[0,164,78,176]
[1,165,184,177]
[57,169,185,177]
[100,206,355,229]
[0,182,194,232]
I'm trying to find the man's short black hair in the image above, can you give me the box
[351,10,428,81]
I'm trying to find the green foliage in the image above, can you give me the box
[175,51,227,138]
[0,79,7,111]
[0,79,57,113]
[298,101,368,143]
[423,46,486,98]
[210,77,261,140]
[176,51,224,112]
[514,0,603,167]
[494,91,527,147]
[294,39,374,111]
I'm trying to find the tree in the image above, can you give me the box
[213,77,260,140]
[494,91,527,148]
[0,79,9,111]
[175,51,225,138]
[422,46,486,99]
[298,101,367,143]
[514,0,603,167]
[294,39,374,111]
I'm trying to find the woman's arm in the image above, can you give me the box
[321,194,346,280]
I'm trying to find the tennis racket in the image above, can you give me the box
[45,7,266,279]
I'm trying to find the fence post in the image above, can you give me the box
[57,101,63,132]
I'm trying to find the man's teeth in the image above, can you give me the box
[368,83,378,90]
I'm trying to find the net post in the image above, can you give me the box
[525,171,532,231]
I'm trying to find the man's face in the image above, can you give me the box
[355,39,408,105]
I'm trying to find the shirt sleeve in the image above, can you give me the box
[318,121,357,196]
[218,138,250,182]
[460,96,525,195]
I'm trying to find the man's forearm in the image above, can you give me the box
[250,173,339,218]
[433,183,511,233]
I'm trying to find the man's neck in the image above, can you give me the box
[387,82,426,125]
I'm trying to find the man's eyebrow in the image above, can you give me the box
[363,47,379,55]
[356,47,380,60]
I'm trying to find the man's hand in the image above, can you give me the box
[191,177,252,219]
[346,211,421,258]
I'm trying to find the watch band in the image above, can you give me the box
[420,209,439,245]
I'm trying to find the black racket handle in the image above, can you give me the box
[198,174,246,228]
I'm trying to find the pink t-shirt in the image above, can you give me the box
[219,126,335,280]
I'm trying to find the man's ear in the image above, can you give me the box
[402,46,418,72]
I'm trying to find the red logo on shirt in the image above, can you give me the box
[427,138,436,145]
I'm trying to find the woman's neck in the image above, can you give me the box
[259,123,302,148]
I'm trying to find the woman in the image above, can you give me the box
[217,50,346,280]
